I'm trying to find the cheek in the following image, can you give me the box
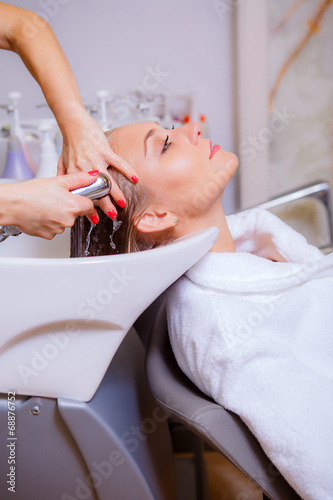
[166,152,203,185]
[148,155,198,192]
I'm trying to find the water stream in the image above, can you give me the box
[110,218,122,250]
[84,221,95,256]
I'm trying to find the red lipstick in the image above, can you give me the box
[209,142,221,159]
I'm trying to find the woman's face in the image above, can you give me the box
[109,121,238,218]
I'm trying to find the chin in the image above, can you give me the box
[228,152,239,172]
[217,151,239,179]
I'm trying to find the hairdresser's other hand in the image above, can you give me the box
[0,4,137,221]
[57,108,138,218]
[7,172,100,240]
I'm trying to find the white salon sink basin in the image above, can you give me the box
[0,228,71,258]
[0,226,218,402]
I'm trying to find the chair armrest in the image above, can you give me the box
[321,246,333,255]
[241,181,332,245]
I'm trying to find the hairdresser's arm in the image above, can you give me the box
[0,2,137,216]
[0,173,99,240]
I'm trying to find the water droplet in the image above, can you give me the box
[110,218,122,250]
[84,221,95,256]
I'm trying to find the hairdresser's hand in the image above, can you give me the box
[57,108,138,219]
[7,172,100,240]
[1,4,136,219]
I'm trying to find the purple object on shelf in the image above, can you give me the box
[2,136,34,180]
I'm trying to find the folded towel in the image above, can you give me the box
[166,209,333,500]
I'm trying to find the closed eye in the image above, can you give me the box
[162,135,172,154]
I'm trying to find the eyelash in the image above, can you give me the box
[162,135,172,154]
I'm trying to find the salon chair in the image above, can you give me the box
[0,225,218,500]
[145,300,302,500]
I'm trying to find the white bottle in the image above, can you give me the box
[36,121,59,178]
[8,91,39,174]
[8,92,22,140]
[96,90,111,131]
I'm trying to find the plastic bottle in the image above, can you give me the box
[7,92,39,174]
[96,90,111,130]
[36,121,58,178]
[2,132,34,180]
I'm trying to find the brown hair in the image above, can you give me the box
[107,166,153,253]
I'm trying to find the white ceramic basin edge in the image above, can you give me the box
[0,226,218,401]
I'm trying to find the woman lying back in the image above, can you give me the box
[104,121,333,500]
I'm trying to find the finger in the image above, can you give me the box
[94,170,126,217]
[105,166,127,207]
[34,225,63,240]
[104,149,138,183]
[86,208,100,225]
[72,197,99,224]
[96,195,118,220]
[109,179,126,210]
[59,170,100,191]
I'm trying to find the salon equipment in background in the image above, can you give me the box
[1,134,34,181]
[0,86,209,175]
[0,173,111,243]
[0,92,38,175]
[35,120,59,178]
[107,84,208,132]
[199,113,209,137]
[36,101,63,158]
[0,94,34,180]
[96,89,112,130]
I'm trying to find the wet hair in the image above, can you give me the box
[107,166,153,253]
[105,130,176,254]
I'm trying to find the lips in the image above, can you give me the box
[209,141,221,159]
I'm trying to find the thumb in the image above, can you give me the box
[58,171,100,192]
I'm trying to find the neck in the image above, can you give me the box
[206,200,235,253]
[177,198,235,253]
[210,216,235,253]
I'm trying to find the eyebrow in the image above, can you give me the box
[144,127,157,156]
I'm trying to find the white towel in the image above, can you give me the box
[166,209,333,500]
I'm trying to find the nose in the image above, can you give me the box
[181,122,202,145]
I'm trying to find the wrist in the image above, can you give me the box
[0,183,21,227]
[54,100,87,135]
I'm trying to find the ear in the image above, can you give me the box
[135,208,177,234]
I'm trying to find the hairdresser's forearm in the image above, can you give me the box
[4,5,85,132]
[0,184,21,227]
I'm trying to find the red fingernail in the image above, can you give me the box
[91,215,99,224]
[88,170,99,176]
[131,175,138,183]
[117,199,126,208]
[108,210,117,220]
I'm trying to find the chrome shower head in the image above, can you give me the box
[71,172,111,200]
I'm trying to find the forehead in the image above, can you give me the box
[109,122,154,165]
